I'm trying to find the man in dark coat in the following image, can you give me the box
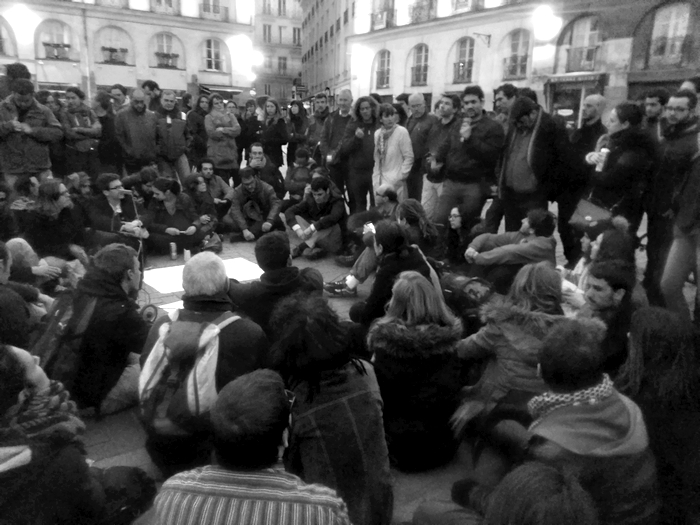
[406,92,438,201]
[227,231,322,336]
[229,167,283,241]
[307,93,331,165]
[320,89,353,195]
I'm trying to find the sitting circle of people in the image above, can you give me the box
[1,63,700,525]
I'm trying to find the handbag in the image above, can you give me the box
[200,232,223,253]
[568,195,614,231]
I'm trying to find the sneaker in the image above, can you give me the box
[304,247,327,260]
[324,279,347,293]
[326,285,358,298]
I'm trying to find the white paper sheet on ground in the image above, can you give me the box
[143,257,263,294]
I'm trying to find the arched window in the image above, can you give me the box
[556,16,600,73]
[202,38,228,72]
[374,49,391,89]
[36,19,77,61]
[411,44,429,86]
[502,29,529,80]
[453,37,475,84]
[0,17,17,57]
[96,26,133,65]
[150,32,185,69]
[649,2,690,67]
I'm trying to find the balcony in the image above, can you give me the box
[151,0,179,15]
[453,61,473,84]
[372,9,396,31]
[566,46,599,72]
[649,35,690,68]
[200,3,228,21]
[42,43,71,61]
[155,51,180,69]
[409,1,436,24]
[454,0,483,11]
[96,0,128,6]
[411,65,428,86]
[503,55,528,80]
[101,46,129,65]
[376,68,390,89]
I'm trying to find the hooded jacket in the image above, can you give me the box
[70,266,150,409]
[529,390,660,525]
[228,266,323,336]
[368,319,462,470]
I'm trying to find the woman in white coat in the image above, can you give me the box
[373,104,414,201]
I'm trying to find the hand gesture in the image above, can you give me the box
[32,265,62,279]
[165,227,180,236]
[183,226,196,236]
[459,120,472,141]
[464,247,478,263]
[355,127,364,138]
[262,221,272,233]
[243,229,256,242]
[295,228,306,240]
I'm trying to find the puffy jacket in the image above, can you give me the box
[205,110,241,169]
[156,106,190,161]
[0,96,63,175]
[115,107,158,164]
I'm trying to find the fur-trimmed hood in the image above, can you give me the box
[479,298,563,338]
[368,319,462,360]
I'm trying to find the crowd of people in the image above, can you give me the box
[1,58,700,524]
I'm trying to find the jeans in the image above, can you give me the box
[660,226,700,323]
[421,175,444,221]
[556,187,585,264]
[158,154,191,184]
[347,166,374,214]
[406,165,424,201]
[435,180,483,227]
[644,213,675,306]
[351,247,378,282]
[295,216,343,253]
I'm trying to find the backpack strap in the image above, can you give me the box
[212,311,240,331]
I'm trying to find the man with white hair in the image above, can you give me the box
[141,251,270,476]
[320,89,353,195]
[406,93,438,200]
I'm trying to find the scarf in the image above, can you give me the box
[528,374,614,424]
[377,124,397,175]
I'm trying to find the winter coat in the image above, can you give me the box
[528,390,660,525]
[205,110,241,169]
[589,127,654,220]
[373,125,414,200]
[155,106,191,161]
[70,266,151,408]
[285,161,315,202]
[341,119,380,171]
[437,113,504,185]
[186,107,208,164]
[144,193,199,234]
[569,118,607,183]
[306,107,330,156]
[229,178,281,231]
[286,114,309,161]
[468,231,556,266]
[96,110,121,169]
[60,103,102,151]
[251,156,285,199]
[114,106,158,165]
[320,110,352,164]
[0,96,63,175]
[368,319,462,470]
[88,194,144,234]
[23,207,85,260]
[227,266,323,336]
[457,301,562,423]
[285,191,346,231]
[406,111,438,173]
[675,147,700,233]
[286,359,393,525]
[260,117,289,168]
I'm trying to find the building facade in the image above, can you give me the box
[0,0,257,100]
[252,0,303,105]
[297,0,699,127]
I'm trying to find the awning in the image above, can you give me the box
[545,72,607,86]
[198,84,245,98]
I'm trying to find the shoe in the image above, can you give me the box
[292,243,308,258]
[334,253,357,267]
[326,285,357,298]
[324,279,347,293]
[304,247,327,260]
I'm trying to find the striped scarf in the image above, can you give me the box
[528,374,614,425]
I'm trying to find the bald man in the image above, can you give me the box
[406,93,438,200]
[320,88,353,196]
[115,88,159,174]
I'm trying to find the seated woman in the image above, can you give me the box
[270,293,393,525]
[367,271,462,471]
[617,307,700,525]
[443,203,481,272]
[182,173,218,235]
[349,220,437,326]
[9,175,40,234]
[6,238,62,290]
[144,178,206,255]
[23,180,89,269]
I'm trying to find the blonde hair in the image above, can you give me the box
[380,271,460,328]
[6,238,39,267]
[507,262,563,315]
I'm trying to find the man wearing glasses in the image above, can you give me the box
[644,89,699,305]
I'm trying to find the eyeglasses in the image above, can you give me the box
[449,214,460,219]
[109,184,123,191]
[667,106,690,114]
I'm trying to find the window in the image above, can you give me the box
[453,37,474,83]
[278,0,286,16]
[558,16,600,72]
[152,32,183,68]
[278,56,287,75]
[411,44,429,86]
[293,27,301,45]
[37,20,73,60]
[375,49,390,89]
[264,83,271,96]
[263,0,272,14]
[263,24,272,43]
[264,55,272,68]
[330,25,334,37]
[502,29,529,80]
[325,31,328,43]
[279,26,285,43]
[204,38,223,71]
[649,2,690,67]
[344,9,348,24]
[98,26,132,65]
[0,19,16,57]
[337,18,341,30]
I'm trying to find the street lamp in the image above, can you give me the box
[532,5,562,42]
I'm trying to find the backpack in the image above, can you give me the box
[138,309,239,437]
[30,291,98,392]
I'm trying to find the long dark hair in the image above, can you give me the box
[288,100,307,122]
[397,199,438,246]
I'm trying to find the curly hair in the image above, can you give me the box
[350,96,379,122]
[507,262,563,316]
[397,199,438,246]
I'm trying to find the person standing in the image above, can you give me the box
[60,87,102,181]
[142,80,162,113]
[204,93,241,186]
[115,88,158,175]
[307,92,330,165]
[185,95,209,169]
[155,90,191,182]
[259,98,289,168]
[321,89,353,195]
[642,88,669,143]
[493,83,518,132]
[373,104,413,201]
[92,91,122,175]
[286,100,308,167]
[405,93,438,201]
[110,84,129,113]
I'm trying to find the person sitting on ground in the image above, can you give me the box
[122,165,157,208]
[349,220,436,326]
[6,237,61,291]
[89,173,148,251]
[270,293,393,525]
[285,176,346,260]
[198,157,234,227]
[248,141,285,199]
[152,369,351,525]
[141,252,269,477]
[578,259,637,376]
[9,174,39,233]
[442,203,481,272]
[617,307,700,525]
[68,243,149,416]
[367,271,463,471]
[283,146,315,210]
[0,180,18,242]
[227,231,322,337]
[67,171,94,231]
[144,177,206,255]
[182,173,218,235]
[464,208,556,294]
[229,167,283,242]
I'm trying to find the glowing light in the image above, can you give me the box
[532,5,563,42]
[2,4,42,46]
[250,50,263,67]
[532,44,556,62]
